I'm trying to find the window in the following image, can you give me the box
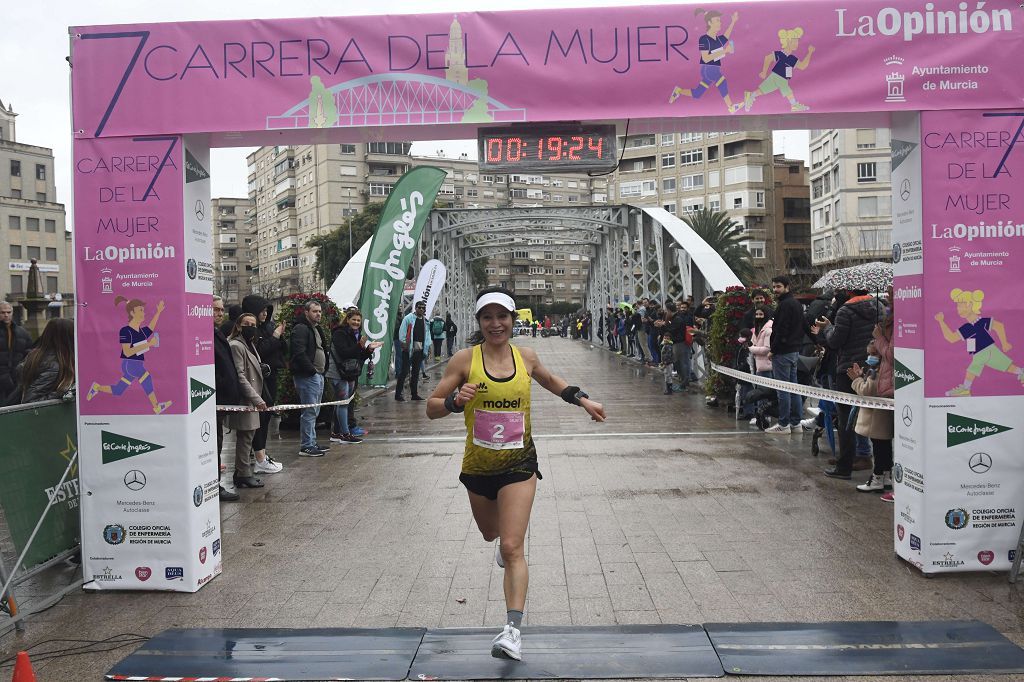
[555,267,565,275]
[481,174,494,183]
[369,183,392,196]
[368,142,411,155]
[856,128,877,149]
[784,222,810,242]
[662,202,677,214]
[857,195,892,217]
[783,197,810,218]
[662,177,676,192]
[679,149,703,165]
[36,165,46,181]
[812,177,824,199]
[512,250,529,259]
[9,245,21,258]
[708,170,720,187]
[833,199,841,224]
[859,229,893,252]
[724,166,763,185]
[813,208,824,229]
[709,196,721,211]
[661,153,676,169]
[510,188,527,198]
[813,238,826,261]
[755,191,765,208]
[10,275,23,294]
[682,198,704,212]
[680,173,704,190]
[46,276,58,294]
[26,218,39,231]
[8,216,20,230]
[661,134,675,146]
[680,132,703,143]
[746,241,766,259]
[857,162,877,182]
[570,268,580,275]
[45,247,57,261]
[10,160,20,177]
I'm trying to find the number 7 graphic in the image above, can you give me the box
[982,112,1024,178]
[78,31,150,137]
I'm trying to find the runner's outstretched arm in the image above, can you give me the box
[519,347,606,422]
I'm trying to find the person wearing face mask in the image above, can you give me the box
[848,341,894,495]
[226,313,268,491]
[747,305,775,425]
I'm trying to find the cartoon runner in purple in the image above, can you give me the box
[669,8,742,114]
[743,28,815,112]
[934,288,1024,396]
[87,296,172,413]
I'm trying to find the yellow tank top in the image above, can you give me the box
[462,343,535,475]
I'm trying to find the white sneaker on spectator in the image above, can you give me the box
[857,473,885,492]
[254,457,283,474]
[882,471,893,490]
[491,623,522,660]
[800,418,817,431]
[749,417,759,426]
[764,424,792,434]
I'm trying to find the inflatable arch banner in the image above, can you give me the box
[69,1,1024,590]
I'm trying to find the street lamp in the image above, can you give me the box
[346,187,353,260]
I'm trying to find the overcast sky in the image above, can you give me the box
[3,0,806,208]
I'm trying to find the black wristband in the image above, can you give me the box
[560,385,582,405]
[444,390,465,413]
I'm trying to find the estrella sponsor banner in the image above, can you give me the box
[413,259,447,318]
[71,2,1024,141]
[920,109,1024,400]
[74,136,187,416]
[357,167,447,383]
[0,402,80,570]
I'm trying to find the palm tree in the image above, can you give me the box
[680,208,755,284]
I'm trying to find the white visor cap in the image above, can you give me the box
[475,292,516,315]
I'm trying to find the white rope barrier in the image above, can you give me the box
[216,396,354,412]
[710,363,895,411]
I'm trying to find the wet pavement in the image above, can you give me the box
[2,336,1023,680]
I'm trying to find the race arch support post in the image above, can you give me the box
[74,134,221,592]
[892,109,1024,575]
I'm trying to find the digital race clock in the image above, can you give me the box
[477,123,618,174]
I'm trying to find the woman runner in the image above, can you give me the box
[669,8,742,113]
[86,295,171,413]
[427,287,606,661]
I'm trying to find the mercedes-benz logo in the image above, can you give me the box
[969,452,993,474]
[124,470,147,491]
[194,199,205,221]
[900,178,911,201]
[902,405,913,427]
[200,421,212,443]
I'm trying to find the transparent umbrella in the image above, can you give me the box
[812,261,893,292]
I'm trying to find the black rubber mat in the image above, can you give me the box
[408,624,724,679]
[105,627,425,681]
[706,620,1024,676]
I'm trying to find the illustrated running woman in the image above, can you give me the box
[743,28,815,112]
[427,287,606,662]
[87,295,172,413]
[669,8,742,113]
[934,288,1024,396]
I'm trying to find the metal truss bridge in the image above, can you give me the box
[267,74,526,129]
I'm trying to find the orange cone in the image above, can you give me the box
[11,651,36,682]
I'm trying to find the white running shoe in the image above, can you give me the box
[749,417,758,426]
[254,457,283,474]
[800,417,817,431]
[495,539,504,569]
[491,623,522,660]
[764,423,792,434]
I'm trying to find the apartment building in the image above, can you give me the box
[611,131,809,279]
[0,98,73,321]
[771,155,813,284]
[809,128,893,267]
[211,197,254,304]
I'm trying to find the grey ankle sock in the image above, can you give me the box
[507,609,523,629]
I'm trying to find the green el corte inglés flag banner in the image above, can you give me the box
[357,166,447,385]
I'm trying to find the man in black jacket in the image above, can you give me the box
[212,296,241,501]
[1,302,33,402]
[816,289,883,479]
[290,301,330,456]
[765,276,806,433]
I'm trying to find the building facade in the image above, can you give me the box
[0,98,73,321]
[211,197,254,304]
[809,128,893,267]
[771,155,813,284]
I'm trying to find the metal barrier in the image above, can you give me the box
[0,398,83,633]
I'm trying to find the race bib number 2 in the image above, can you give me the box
[473,410,525,450]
